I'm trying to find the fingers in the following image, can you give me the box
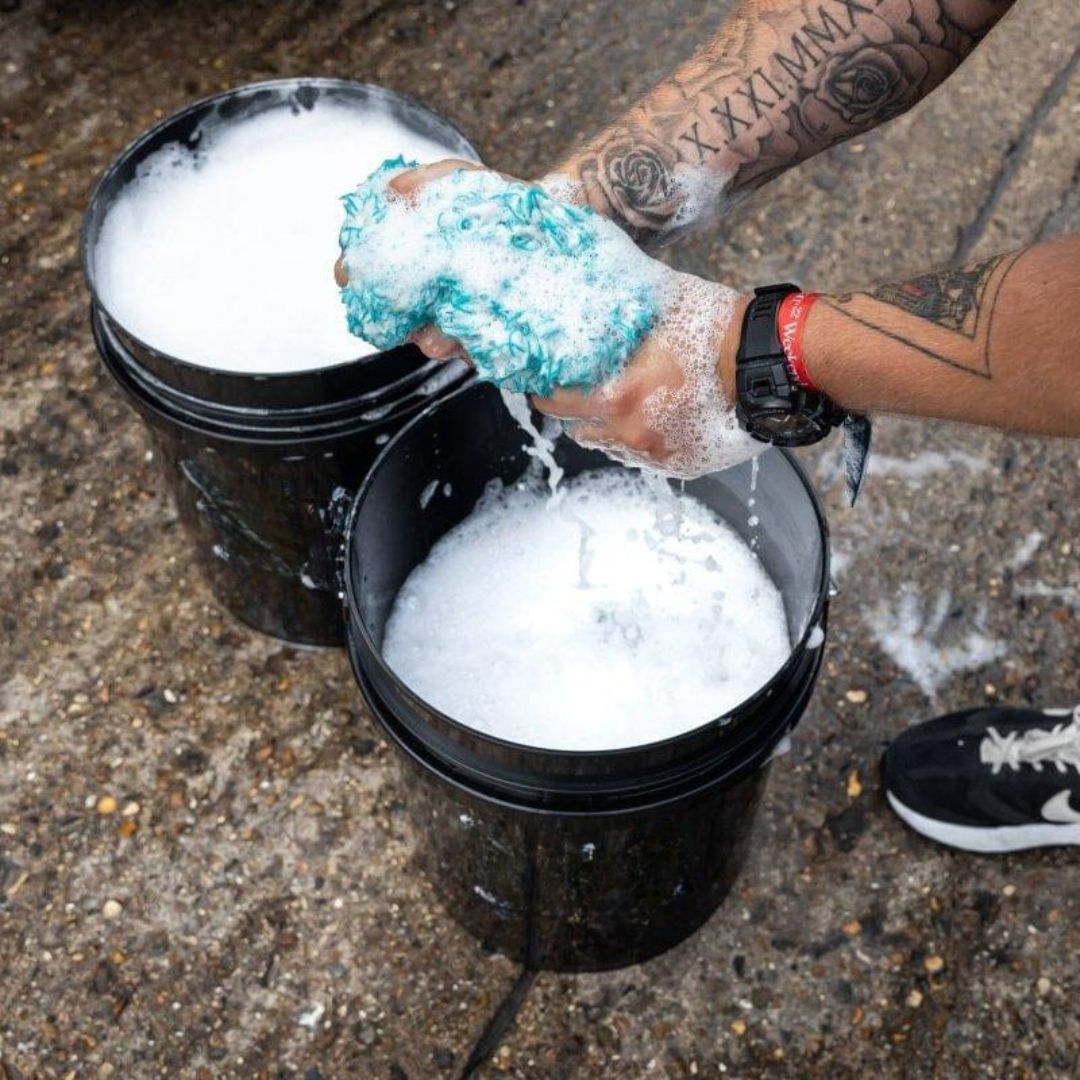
[565,413,668,464]
[409,324,466,361]
[337,160,483,286]
[533,386,605,421]
[389,158,484,201]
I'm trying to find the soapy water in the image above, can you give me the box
[383,468,791,751]
[559,272,764,478]
[340,162,762,478]
[499,389,564,498]
[95,103,449,373]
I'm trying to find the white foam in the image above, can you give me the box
[1008,531,1044,572]
[341,167,666,390]
[865,587,1006,701]
[383,469,790,750]
[868,450,988,484]
[640,274,763,477]
[500,389,564,498]
[541,159,739,241]
[95,102,449,373]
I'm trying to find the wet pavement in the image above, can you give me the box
[1,0,1079,1077]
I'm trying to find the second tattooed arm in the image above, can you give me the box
[532,236,1080,472]
[554,0,1015,245]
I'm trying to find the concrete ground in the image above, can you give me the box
[1,0,1078,1076]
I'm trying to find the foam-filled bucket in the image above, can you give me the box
[344,382,830,970]
[81,78,480,646]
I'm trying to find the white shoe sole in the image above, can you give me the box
[887,791,1080,853]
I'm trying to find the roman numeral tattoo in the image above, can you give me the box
[679,120,723,161]
[566,0,1011,245]
[732,68,777,120]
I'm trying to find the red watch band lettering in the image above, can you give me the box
[777,291,820,393]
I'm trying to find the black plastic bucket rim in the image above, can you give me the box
[343,381,830,809]
[95,305,475,449]
[349,611,824,815]
[92,304,473,445]
[81,76,482,411]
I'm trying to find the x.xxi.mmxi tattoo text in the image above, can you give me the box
[566,0,1010,243]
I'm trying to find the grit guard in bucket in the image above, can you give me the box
[344,382,830,971]
[81,78,480,646]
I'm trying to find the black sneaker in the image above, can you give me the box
[883,705,1080,853]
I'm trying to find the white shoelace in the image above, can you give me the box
[980,706,1080,775]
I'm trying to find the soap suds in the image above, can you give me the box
[642,275,763,477]
[868,450,988,484]
[340,165,760,478]
[419,479,439,509]
[1014,582,1080,612]
[339,162,662,395]
[1007,531,1044,573]
[499,389,564,497]
[383,469,790,750]
[572,273,763,478]
[865,587,1006,701]
[95,103,450,373]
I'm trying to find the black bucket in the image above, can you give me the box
[81,78,481,646]
[344,382,829,970]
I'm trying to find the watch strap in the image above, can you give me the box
[735,284,845,448]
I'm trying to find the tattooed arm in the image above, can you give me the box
[555,0,1015,245]
[804,235,1080,435]
[533,236,1079,473]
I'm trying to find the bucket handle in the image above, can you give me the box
[321,484,356,599]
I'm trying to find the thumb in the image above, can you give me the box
[388,158,484,201]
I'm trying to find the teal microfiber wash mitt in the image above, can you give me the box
[337,158,662,396]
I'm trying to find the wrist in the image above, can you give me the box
[538,166,589,209]
[799,296,841,407]
[718,294,750,405]
[776,291,822,392]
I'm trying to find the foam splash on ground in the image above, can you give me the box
[865,587,1007,701]
[1008,531,1045,573]
[868,450,988,484]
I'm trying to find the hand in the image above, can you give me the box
[333,159,583,361]
[335,160,491,360]
[534,275,757,478]
[333,162,759,478]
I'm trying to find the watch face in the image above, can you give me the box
[754,411,820,443]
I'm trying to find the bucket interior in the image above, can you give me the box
[347,382,828,765]
[81,78,482,410]
[84,77,479,297]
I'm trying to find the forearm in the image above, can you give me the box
[554,0,1014,246]
[803,236,1080,436]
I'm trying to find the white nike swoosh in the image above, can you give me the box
[1041,790,1080,824]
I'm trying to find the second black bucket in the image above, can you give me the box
[345,383,830,970]
[82,78,481,646]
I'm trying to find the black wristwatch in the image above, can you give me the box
[734,283,845,447]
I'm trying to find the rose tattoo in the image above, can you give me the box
[578,132,685,240]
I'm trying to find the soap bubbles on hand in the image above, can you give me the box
[354,162,762,479]
[535,272,764,479]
